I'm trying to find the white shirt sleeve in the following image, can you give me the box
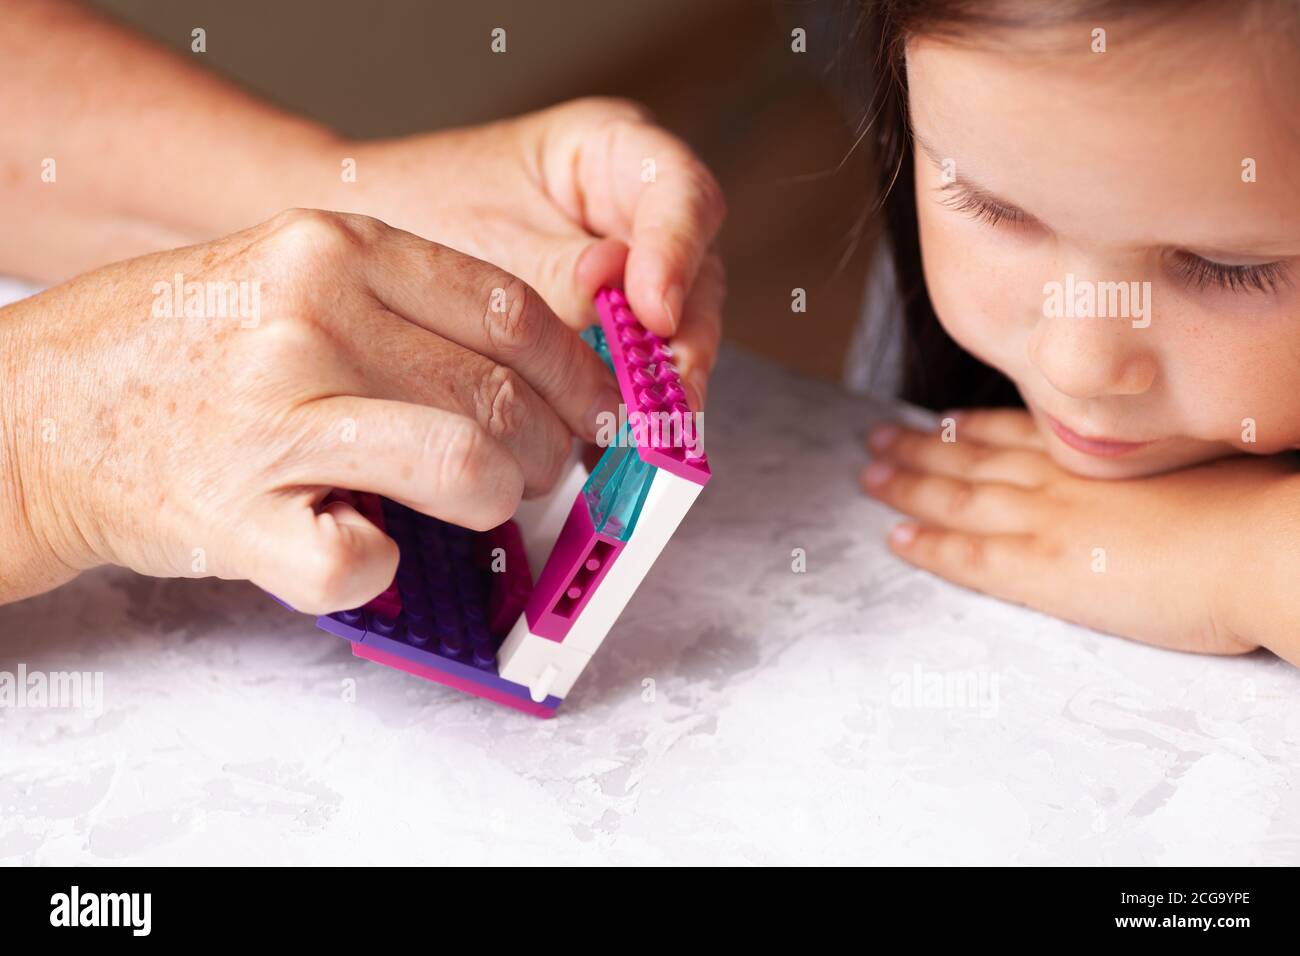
[843,239,905,400]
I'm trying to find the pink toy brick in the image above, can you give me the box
[522,497,625,641]
[351,642,556,719]
[594,288,711,486]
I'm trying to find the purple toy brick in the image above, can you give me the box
[485,521,532,636]
[353,641,560,717]
[351,626,561,712]
[307,497,553,712]
[318,608,365,641]
[266,593,296,612]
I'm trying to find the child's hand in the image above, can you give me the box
[339,97,726,409]
[861,410,1295,657]
[0,209,620,612]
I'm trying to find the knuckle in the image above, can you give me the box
[689,166,728,225]
[943,482,977,521]
[271,301,331,349]
[894,432,922,460]
[434,416,489,496]
[473,363,525,444]
[571,95,654,123]
[265,208,356,263]
[956,535,989,574]
[481,274,540,355]
[1035,536,1065,563]
[433,417,517,530]
[227,314,323,389]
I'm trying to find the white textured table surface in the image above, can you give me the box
[2,345,1297,866]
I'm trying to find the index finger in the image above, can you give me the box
[360,221,622,443]
[598,124,726,337]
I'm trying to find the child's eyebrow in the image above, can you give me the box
[911,132,1037,220]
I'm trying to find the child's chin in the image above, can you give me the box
[1046,448,1169,480]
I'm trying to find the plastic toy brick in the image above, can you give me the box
[594,287,710,486]
[523,496,626,641]
[498,291,712,702]
[496,461,704,700]
[352,641,557,718]
[272,287,710,715]
[486,520,532,636]
[583,418,657,541]
[313,503,561,717]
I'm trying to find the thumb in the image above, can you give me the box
[530,236,628,329]
[242,496,399,616]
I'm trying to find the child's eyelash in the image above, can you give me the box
[935,181,1290,296]
[1172,252,1290,295]
[937,186,1027,229]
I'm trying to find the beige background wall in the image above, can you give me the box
[91,0,873,380]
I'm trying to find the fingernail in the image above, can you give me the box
[586,383,623,440]
[863,461,894,487]
[869,424,900,451]
[890,522,917,546]
[661,285,685,333]
[330,506,373,530]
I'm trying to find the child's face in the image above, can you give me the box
[907,15,1300,478]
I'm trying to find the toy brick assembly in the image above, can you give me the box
[276,287,711,716]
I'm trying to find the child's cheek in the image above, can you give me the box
[915,200,1031,383]
[1158,293,1300,454]
[1209,340,1300,454]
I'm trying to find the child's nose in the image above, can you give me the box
[1028,314,1157,399]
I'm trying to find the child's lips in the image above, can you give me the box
[1045,414,1155,457]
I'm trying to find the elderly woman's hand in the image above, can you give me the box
[0,209,620,611]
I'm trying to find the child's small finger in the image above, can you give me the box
[867,424,1052,487]
[887,523,1041,604]
[862,462,1040,533]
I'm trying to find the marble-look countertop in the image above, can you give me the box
[2,345,1297,865]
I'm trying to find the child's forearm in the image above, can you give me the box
[1223,473,1300,666]
[0,0,341,283]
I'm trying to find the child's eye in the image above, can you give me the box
[1172,251,1291,295]
[937,185,1028,229]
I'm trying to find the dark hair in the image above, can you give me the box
[849,0,1209,410]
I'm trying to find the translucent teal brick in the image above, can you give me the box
[581,322,655,541]
[581,324,614,374]
[583,425,656,542]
